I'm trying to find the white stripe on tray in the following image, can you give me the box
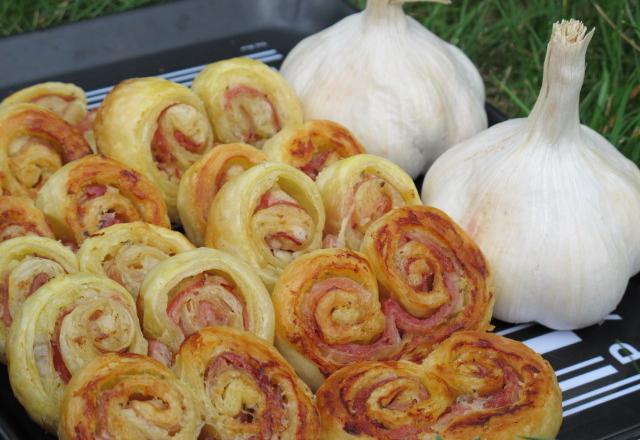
[522,330,582,354]
[496,323,535,336]
[563,382,640,417]
[563,374,640,408]
[556,356,605,377]
[559,365,618,392]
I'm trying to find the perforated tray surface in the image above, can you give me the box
[0,1,639,438]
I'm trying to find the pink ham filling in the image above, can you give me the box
[303,278,401,364]
[254,190,308,251]
[166,275,246,337]
[436,362,521,428]
[205,352,285,435]
[299,149,332,180]
[148,340,174,367]
[343,377,433,439]
[223,85,282,144]
[383,273,461,334]
[302,272,463,365]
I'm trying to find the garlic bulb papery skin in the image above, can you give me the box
[280,0,487,178]
[421,20,640,330]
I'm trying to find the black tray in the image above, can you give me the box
[1,1,639,438]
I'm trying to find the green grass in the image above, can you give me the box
[1,0,638,165]
[0,0,167,36]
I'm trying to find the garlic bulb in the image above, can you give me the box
[280,0,487,178]
[422,20,640,330]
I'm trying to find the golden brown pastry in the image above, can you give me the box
[422,331,563,440]
[77,221,194,299]
[0,195,54,242]
[316,332,562,440]
[205,161,324,289]
[8,273,147,432]
[1,82,87,125]
[192,58,303,147]
[262,120,365,180]
[361,206,494,362]
[139,247,274,366]
[95,77,214,221]
[316,360,454,440]
[0,236,78,362]
[75,108,97,153]
[174,327,320,439]
[35,155,170,246]
[0,104,92,198]
[177,143,266,245]
[59,353,200,440]
[272,248,402,390]
[315,154,421,250]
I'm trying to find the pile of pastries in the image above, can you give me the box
[0,57,562,439]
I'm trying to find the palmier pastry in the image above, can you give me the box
[361,206,494,362]
[423,331,563,439]
[316,332,562,440]
[316,360,453,440]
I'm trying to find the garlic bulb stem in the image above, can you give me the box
[365,0,403,22]
[527,20,594,144]
[366,0,451,20]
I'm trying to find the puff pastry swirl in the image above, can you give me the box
[177,143,266,246]
[59,353,199,440]
[205,161,325,289]
[1,82,87,125]
[174,327,320,439]
[95,77,214,221]
[422,331,563,440]
[77,221,194,300]
[0,195,54,242]
[262,120,365,180]
[316,360,453,440]
[192,58,303,147]
[272,248,402,390]
[7,273,147,432]
[361,206,494,362]
[0,104,92,198]
[139,247,274,366]
[316,330,562,440]
[0,236,78,362]
[35,155,170,246]
[315,154,421,250]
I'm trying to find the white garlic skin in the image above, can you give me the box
[280,0,487,178]
[421,20,640,330]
